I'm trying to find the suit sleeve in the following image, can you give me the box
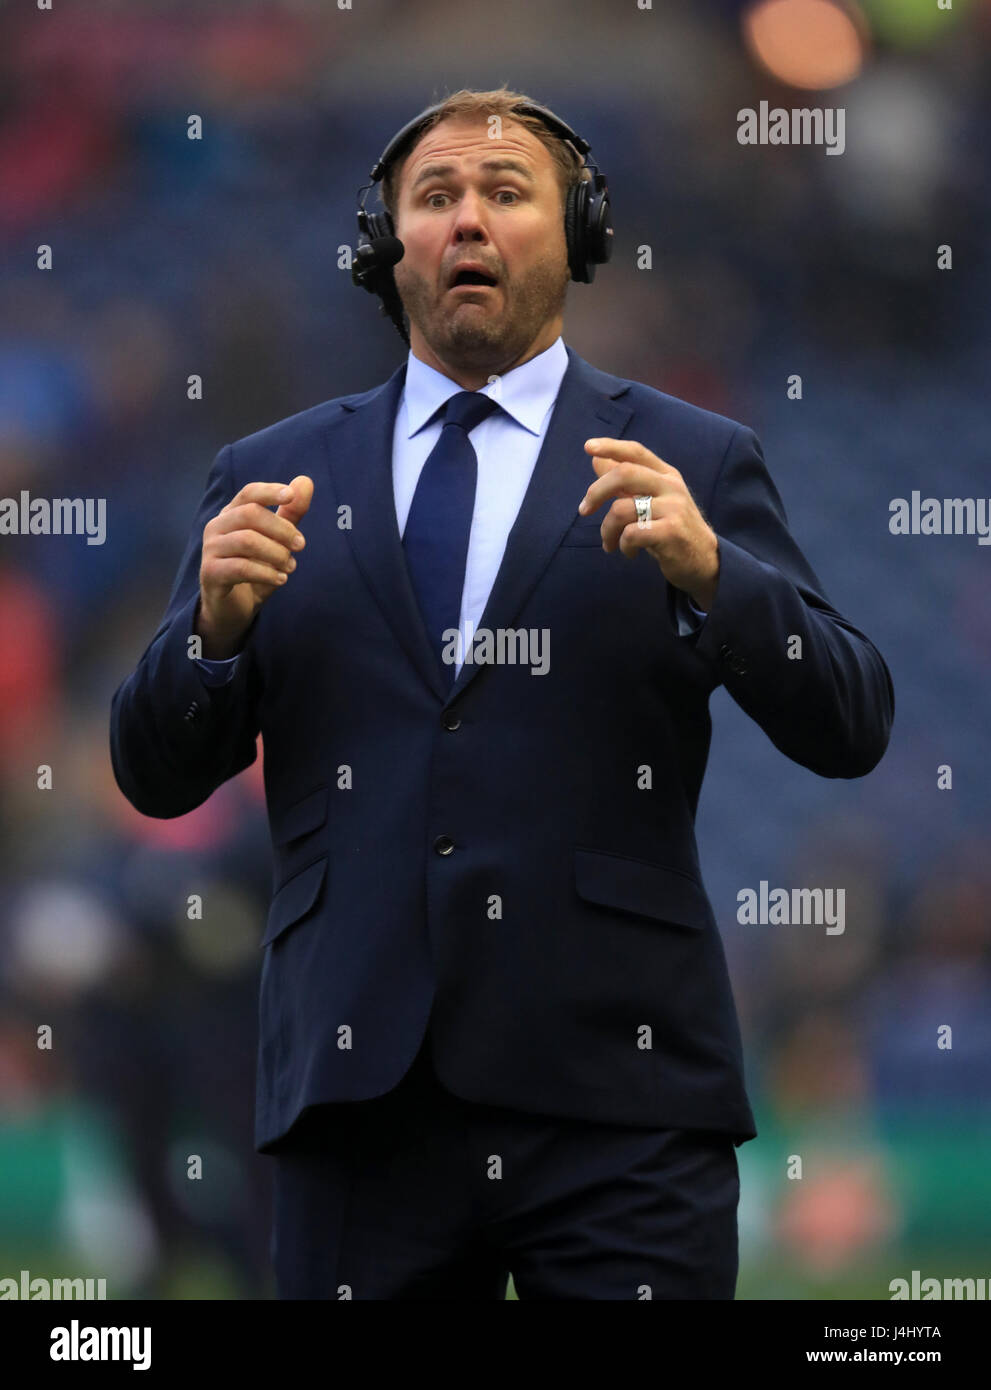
[666,424,894,778]
[109,443,262,817]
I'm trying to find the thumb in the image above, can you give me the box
[276,475,314,525]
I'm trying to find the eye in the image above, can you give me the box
[423,187,521,209]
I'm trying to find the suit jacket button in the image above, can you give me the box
[184,701,200,723]
[442,711,461,731]
[732,658,748,675]
[433,835,455,855]
[719,644,733,661]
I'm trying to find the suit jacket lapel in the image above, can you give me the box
[322,361,447,696]
[323,347,633,704]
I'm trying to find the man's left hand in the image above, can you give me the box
[579,438,720,611]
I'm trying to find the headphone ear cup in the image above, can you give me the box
[564,182,584,283]
[580,177,613,282]
[587,182,613,272]
[363,210,394,242]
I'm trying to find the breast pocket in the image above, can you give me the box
[270,784,329,847]
[573,846,711,931]
[559,518,606,547]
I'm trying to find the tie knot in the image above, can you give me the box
[440,389,500,435]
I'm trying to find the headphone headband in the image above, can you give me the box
[367,99,591,185]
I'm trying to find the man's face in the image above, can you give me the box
[391,116,571,374]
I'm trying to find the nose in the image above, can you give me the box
[450,187,489,243]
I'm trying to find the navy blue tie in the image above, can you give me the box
[402,390,500,686]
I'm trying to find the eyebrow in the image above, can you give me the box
[409,158,536,191]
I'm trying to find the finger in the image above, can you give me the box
[210,501,302,551]
[276,475,315,527]
[600,496,656,551]
[583,438,677,474]
[601,497,681,551]
[209,529,296,574]
[616,515,673,559]
[221,482,298,514]
[579,461,668,516]
[205,556,290,590]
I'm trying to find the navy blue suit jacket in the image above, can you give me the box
[109,346,894,1153]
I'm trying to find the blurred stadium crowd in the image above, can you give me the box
[1,0,990,1297]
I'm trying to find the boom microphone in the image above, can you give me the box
[352,234,404,292]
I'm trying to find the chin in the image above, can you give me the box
[441,317,503,354]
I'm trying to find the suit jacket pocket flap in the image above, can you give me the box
[574,846,709,929]
[261,857,327,948]
[270,785,329,847]
[559,518,605,547]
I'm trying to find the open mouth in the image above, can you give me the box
[448,268,499,290]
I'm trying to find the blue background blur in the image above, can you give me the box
[1,0,990,1299]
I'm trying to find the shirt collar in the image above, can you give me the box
[402,336,569,439]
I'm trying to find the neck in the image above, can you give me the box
[409,321,561,390]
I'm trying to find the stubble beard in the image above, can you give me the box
[395,250,570,371]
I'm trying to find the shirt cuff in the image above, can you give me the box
[673,591,709,637]
[195,656,240,687]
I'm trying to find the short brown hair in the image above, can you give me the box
[380,85,590,225]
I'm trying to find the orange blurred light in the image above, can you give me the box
[744,0,868,90]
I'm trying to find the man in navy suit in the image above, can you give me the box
[109,88,894,1299]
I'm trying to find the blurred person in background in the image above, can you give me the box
[109,85,893,1300]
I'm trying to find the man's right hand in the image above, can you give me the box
[196,476,314,658]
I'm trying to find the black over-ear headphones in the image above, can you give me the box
[352,98,613,346]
